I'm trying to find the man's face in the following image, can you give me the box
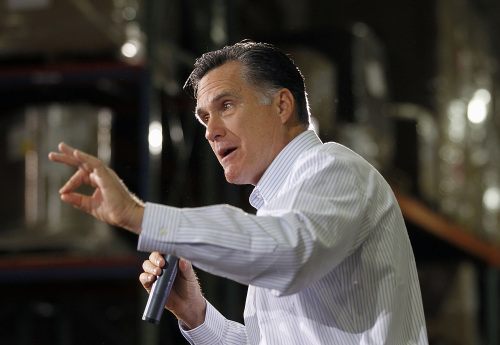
[195,61,286,185]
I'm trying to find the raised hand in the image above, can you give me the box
[48,142,145,234]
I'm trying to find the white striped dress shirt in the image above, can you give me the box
[138,130,428,344]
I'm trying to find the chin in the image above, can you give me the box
[225,176,244,185]
[224,172,247,185]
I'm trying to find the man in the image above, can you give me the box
[49,41,428,344]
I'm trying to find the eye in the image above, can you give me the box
[196,112,209,126]
[223,102,232,110]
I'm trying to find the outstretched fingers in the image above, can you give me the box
[49,141,145,233]
[49,142,104,172]
[48,142,79,168]
[72,147,107,174]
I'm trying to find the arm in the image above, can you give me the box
[49,144,244,342]
[138,154,372,295]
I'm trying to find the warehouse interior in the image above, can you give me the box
[1,0,500,344]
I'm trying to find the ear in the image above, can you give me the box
[274,88,296,125]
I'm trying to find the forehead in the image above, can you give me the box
[196,62,245,103]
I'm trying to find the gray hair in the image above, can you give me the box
[185,40,310,126]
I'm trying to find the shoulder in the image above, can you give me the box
[295,141,374,174]
[287,141,384,192]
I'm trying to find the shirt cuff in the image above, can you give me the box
[179,300,227,344]
[137,202,181,254]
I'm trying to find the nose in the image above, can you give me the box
[205,116,225,142]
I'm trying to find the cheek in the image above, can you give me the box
[243,134,267,165]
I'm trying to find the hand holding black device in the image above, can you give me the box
[142,254,179,324]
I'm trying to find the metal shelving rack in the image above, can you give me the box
[395,189,500,345]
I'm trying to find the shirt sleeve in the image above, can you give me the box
[137,151,375,295]
[180,300,249,345]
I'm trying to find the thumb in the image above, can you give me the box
[61,192,87,210]
[178,259,196,280]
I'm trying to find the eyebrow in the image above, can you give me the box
[196,92,234,117]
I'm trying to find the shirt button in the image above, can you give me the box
[160,228,168,235]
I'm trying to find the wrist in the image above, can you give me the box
[123,203,145,235]
[177,298,207,330]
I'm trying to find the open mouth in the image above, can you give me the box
[222,148,237,158]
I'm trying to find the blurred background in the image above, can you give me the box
[0,0,500,344]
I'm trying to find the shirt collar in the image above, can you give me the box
[249,130,322,210]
